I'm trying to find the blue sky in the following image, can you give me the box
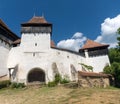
[0,0,120,51]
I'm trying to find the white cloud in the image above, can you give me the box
[95,15,120,48]
[57,32,87,52]
[72,32,83,39]
[57,15,120,51]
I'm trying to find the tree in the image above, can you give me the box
[117,28,120,49]
[103,65,112,74]
[109,48,120,63]
[111,62,120,87]
[103,28,120,87]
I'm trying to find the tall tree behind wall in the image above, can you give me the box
[103,28,120,87]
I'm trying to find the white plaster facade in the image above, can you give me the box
[7,32,85,84]
[0,41,10,76]
[0,19,19,77]
[0,17,110,84]
[84,52,110,72]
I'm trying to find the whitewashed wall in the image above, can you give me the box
[20,33,50,52]
[7,32,110,84]
[0,41,10,76]
[7,46,85,84]
[85,55,110,72]
[7,45,110,84]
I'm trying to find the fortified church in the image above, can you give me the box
[0,16,110,84]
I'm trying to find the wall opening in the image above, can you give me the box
[27,68,45,83]
[35,43,37,46]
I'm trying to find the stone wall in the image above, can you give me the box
[78,71,114,88]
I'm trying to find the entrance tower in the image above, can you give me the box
[20,16,52,52]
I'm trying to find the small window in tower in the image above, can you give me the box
[67,56,69,58]
[33,53,35,57]
[57,52,60,55]
[35,43,37,46]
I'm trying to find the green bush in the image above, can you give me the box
[10,82,25,88]
[60,78,70,84]
[54,74,62,84]
[0,80,11,89]
[48,81,56,87]
[103,65,112,74]
[48,74,70,87]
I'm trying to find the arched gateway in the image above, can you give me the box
[27,68,45,83]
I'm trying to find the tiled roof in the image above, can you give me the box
[0,19,19,39]
[12,39,21,44]
[80,39,109,50]
[28,16,48,24]
[78,71,111,78]
[22,16,51,25]
[51,40,56,48]
[0,19,8,29]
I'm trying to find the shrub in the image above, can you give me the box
[48,74,70,87]
[48,81,56,87]
[80,63,93,72]
[0,80,11,89]
[103,65,112,74]
[60,78,70,84]
[54,74,62,84]
[10,82,25,88]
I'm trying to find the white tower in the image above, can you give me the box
[20,16,52,52]
[79,39,110,72]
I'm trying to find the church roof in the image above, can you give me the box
[78,71,111,78]
[0,19,8,28]
[28,16,47,24]
[0,19,19,40]
[21,16,51,26]
[12,39,21,44]
[80,39,109,50]
[51,40,56,48]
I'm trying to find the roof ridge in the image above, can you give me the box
[0,19,10,30]
[0,19,19,39]
[80,39,109,50]
[28,16,47,24]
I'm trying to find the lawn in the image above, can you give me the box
[0,86,120,104]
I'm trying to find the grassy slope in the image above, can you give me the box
[0,86,120,104]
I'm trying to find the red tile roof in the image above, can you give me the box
[51,40,56,48]
[22,16,51,25]
[28,16,48,24]
[80,39,109,50]
[78,71,111,78]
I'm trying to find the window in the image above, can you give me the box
[57,52,60,55]
[33,53,35,57]
[35,43,37,46]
